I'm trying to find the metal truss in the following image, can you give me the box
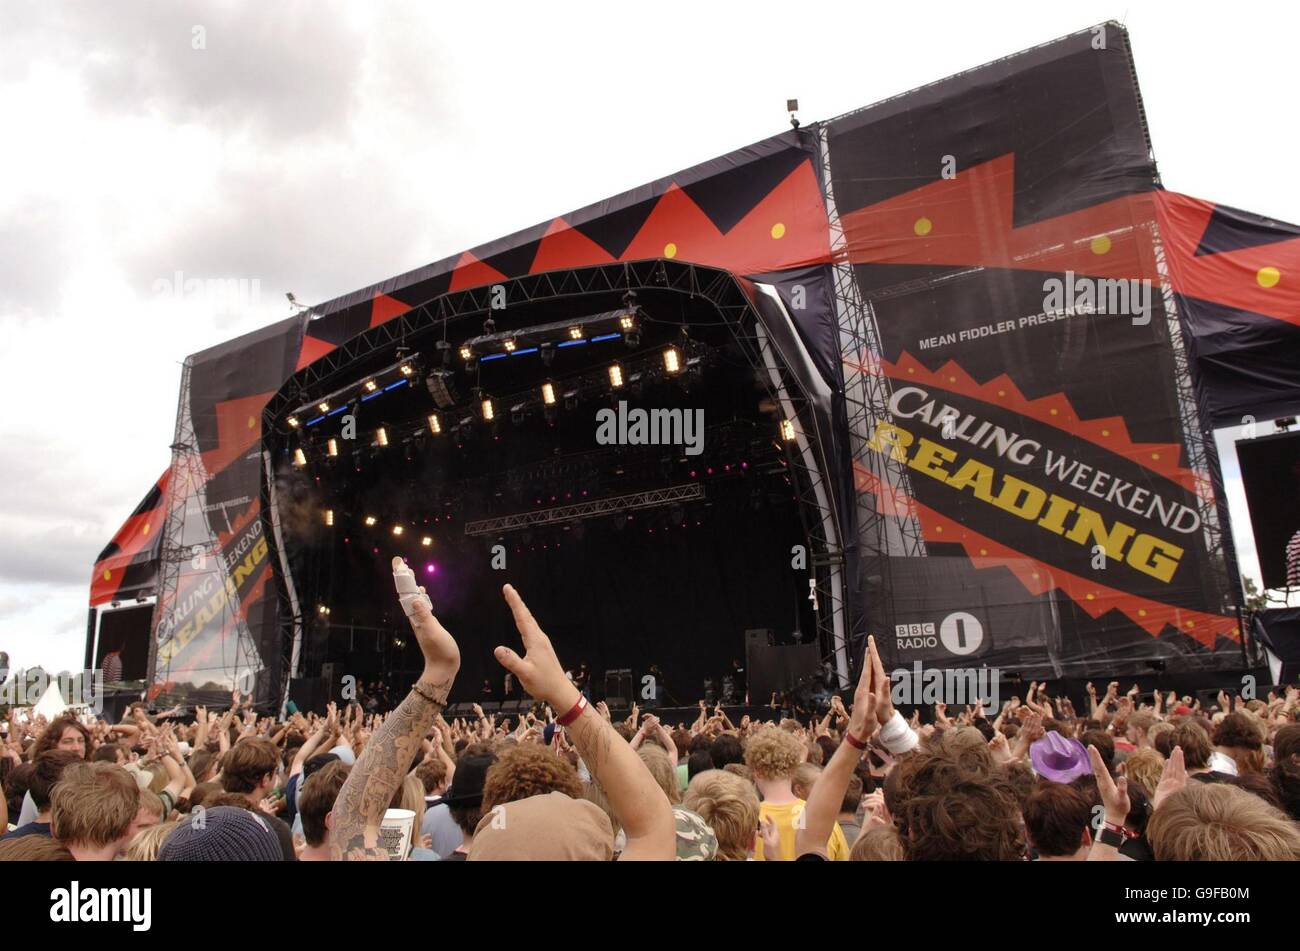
[265,260,756,424]
[464,483,705,536]
[815,124,927,675]
[1144,222,1240,619]
[150,359,263,706]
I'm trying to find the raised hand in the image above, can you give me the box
[393,557,460,701]
[1152,746,1187,811]
[493,585,579,710]
[1088,744,1129,825]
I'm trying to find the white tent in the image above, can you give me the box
[31,680,67,720]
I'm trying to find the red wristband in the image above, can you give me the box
[844,730,867,750]
[557,695,588,726]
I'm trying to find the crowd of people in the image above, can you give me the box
[2,559,1299,862]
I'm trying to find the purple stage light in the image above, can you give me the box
[424,563,437,575]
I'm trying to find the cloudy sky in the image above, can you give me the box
[1,0,1296,674]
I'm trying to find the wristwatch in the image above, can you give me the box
[1096,825,1126,848]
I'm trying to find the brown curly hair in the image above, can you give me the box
[481,744,582,811]
[893,748,1025,861]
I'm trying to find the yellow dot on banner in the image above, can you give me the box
[979,548,988,556]
[935,525,943,533]
[102,569,111,581]
[997,390,1006,397]
[914,217,933,236]
[1032,572,1040,580]
[907,367,915,374]
[1185,621,1195,629]
[247,416,256,429]
[948,376,956,383]
[1050,408,1058,416]
[1151,453,1161,461]
[1091,235,1112,255]
[663,242,677,259]
[1101,429,1111,437]
[141,522,151,536]
[1086,593,1096,601]
[1257,266,1281,288]
[770,222,786,239]
[1138,609,1147,617]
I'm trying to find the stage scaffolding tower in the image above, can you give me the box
[815,124,928,675]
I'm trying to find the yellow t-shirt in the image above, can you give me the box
[753,800,850,861]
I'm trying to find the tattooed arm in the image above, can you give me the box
[494,584,675,861]
[330,557,460,861]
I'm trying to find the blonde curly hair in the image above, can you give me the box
[743,727,805,780]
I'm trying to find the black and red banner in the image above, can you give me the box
[825,23,1242,676]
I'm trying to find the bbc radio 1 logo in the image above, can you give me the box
[895,612,985,656]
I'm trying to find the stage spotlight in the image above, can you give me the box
[481,398,495,422]
[376,427,389,447]
[608,363,624,389]
[421,535,432,547]
[503,339,517,353]
[459,345,473,361]
[540,342,555,366]
[317,604,330,616]
[511,402,526,426]
[293,448,307,467]
[363,379,378,393]
[619,313,636,331]
[287,415,300,429]
[625,329,641,348]
[327,438,339,457]
[398,362,415,378]
[568,326,583,340]
[364,515,377,527]
[663,346,681,375]
[781,419,797,441]
[424,562,437,575]
[428,414,442,435]
[318,401,331,413]
[324,509,334,526]
[392,524,404,536]
[541,382,557,406]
